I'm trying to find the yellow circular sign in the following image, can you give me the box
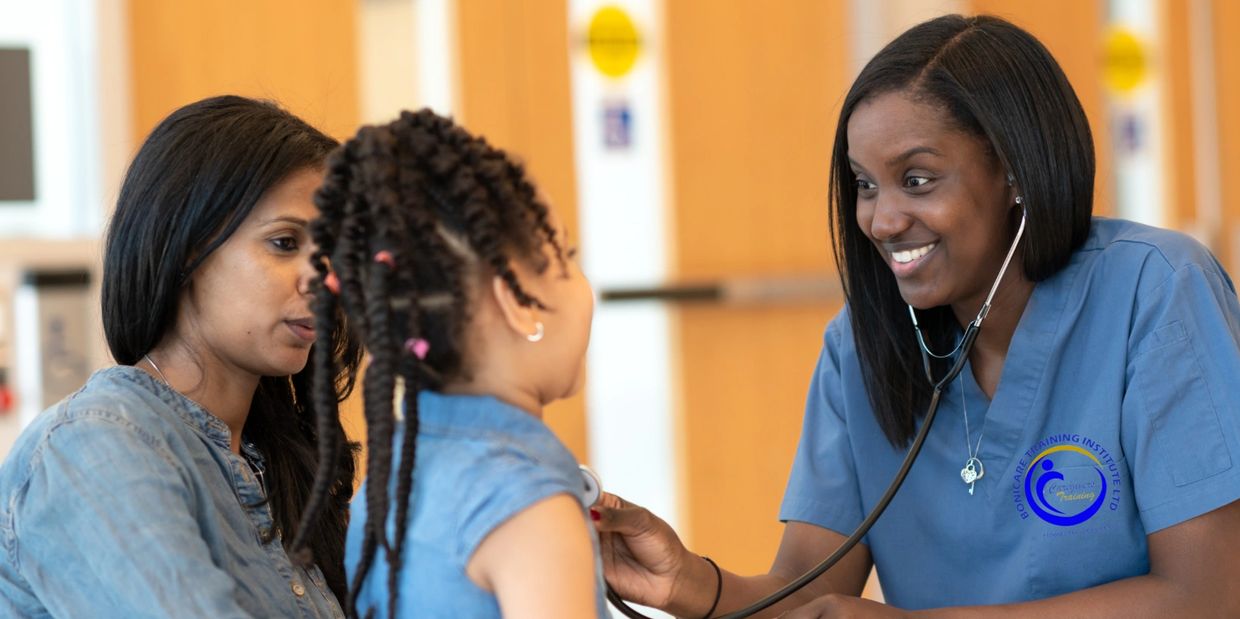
[588,6,641,79]
[1103,28,1148,94]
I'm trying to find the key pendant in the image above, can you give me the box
[960,457,984,495]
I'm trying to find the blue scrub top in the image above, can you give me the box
[780,218,1240,609]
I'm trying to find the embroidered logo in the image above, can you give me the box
[1012,434,1121,526]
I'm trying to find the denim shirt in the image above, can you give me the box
[346,391,609,618]
[0,366,345,619]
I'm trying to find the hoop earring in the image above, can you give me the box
[527,321,545,343]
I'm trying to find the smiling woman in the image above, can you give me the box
[849,93,1026,320]
[594,14,1240,619]
[0,96,363,618]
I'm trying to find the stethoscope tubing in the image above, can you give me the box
[606,206,1027,618]
[605,327,976,619]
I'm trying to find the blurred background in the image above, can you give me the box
[1,0,1238,608]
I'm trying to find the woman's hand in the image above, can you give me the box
[591,492,705,611]
[779,594,908,619]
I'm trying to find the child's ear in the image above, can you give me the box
[490,275,540,339]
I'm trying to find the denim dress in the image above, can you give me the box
[346,391,610,618]
[0,366,345,618]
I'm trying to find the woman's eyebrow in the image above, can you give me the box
[258,215,309,227]
[886,145,943,167]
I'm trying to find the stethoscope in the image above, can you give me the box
[602,207,1028,618]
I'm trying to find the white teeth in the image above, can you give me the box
[892,243,937,264]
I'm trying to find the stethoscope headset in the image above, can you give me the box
[602,203,1029,618]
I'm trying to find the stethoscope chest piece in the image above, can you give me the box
[579,464,602,508]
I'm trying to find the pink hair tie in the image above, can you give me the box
[405,338,430,360]
[374,250,396,268]
[323,272,340,294]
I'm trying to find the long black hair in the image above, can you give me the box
[101,95,363,600]
[830,15,1095,447]
[293,109,566,617]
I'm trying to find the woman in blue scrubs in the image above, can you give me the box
[593,14,1240,618]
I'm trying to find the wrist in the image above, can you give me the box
[667,553,722,618]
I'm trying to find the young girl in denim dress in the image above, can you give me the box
[293,110,607,618]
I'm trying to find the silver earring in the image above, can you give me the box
[1015,195,1024,205]
[526,321,544,343]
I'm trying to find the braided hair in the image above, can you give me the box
[293,109,568,617]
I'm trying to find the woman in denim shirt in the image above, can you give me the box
[0,96,362,618]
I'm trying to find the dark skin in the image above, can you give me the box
[596,495,1240,619]
[849,92,1030,398]
[592,90,1240,618]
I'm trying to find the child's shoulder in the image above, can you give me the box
[413,391,584,501]
[419,425,584,517]
[395,433,583,567]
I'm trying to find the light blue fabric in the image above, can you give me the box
[346,390,608,619]
[780,218,1240,609]
[0,366,344,618]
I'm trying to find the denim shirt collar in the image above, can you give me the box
[110,365,237,452]
[112,366,267,488]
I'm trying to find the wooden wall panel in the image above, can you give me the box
[454,0,588,462]
[128,0,359,142]
[1215,0,1240,272]
[676,302,842,571]
[666,1,850,574]
[668,3,843,280]
[1163,0,1197,232]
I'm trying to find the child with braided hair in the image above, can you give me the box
[293,110,607,618]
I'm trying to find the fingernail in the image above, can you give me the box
[590,508,601,521]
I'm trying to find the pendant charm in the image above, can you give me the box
[960,457,984,495]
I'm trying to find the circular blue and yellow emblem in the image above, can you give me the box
[1013,434,1121,526]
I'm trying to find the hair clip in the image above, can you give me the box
[374,250,396,269]
[323,272,340,294]
[405,337,430,360]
